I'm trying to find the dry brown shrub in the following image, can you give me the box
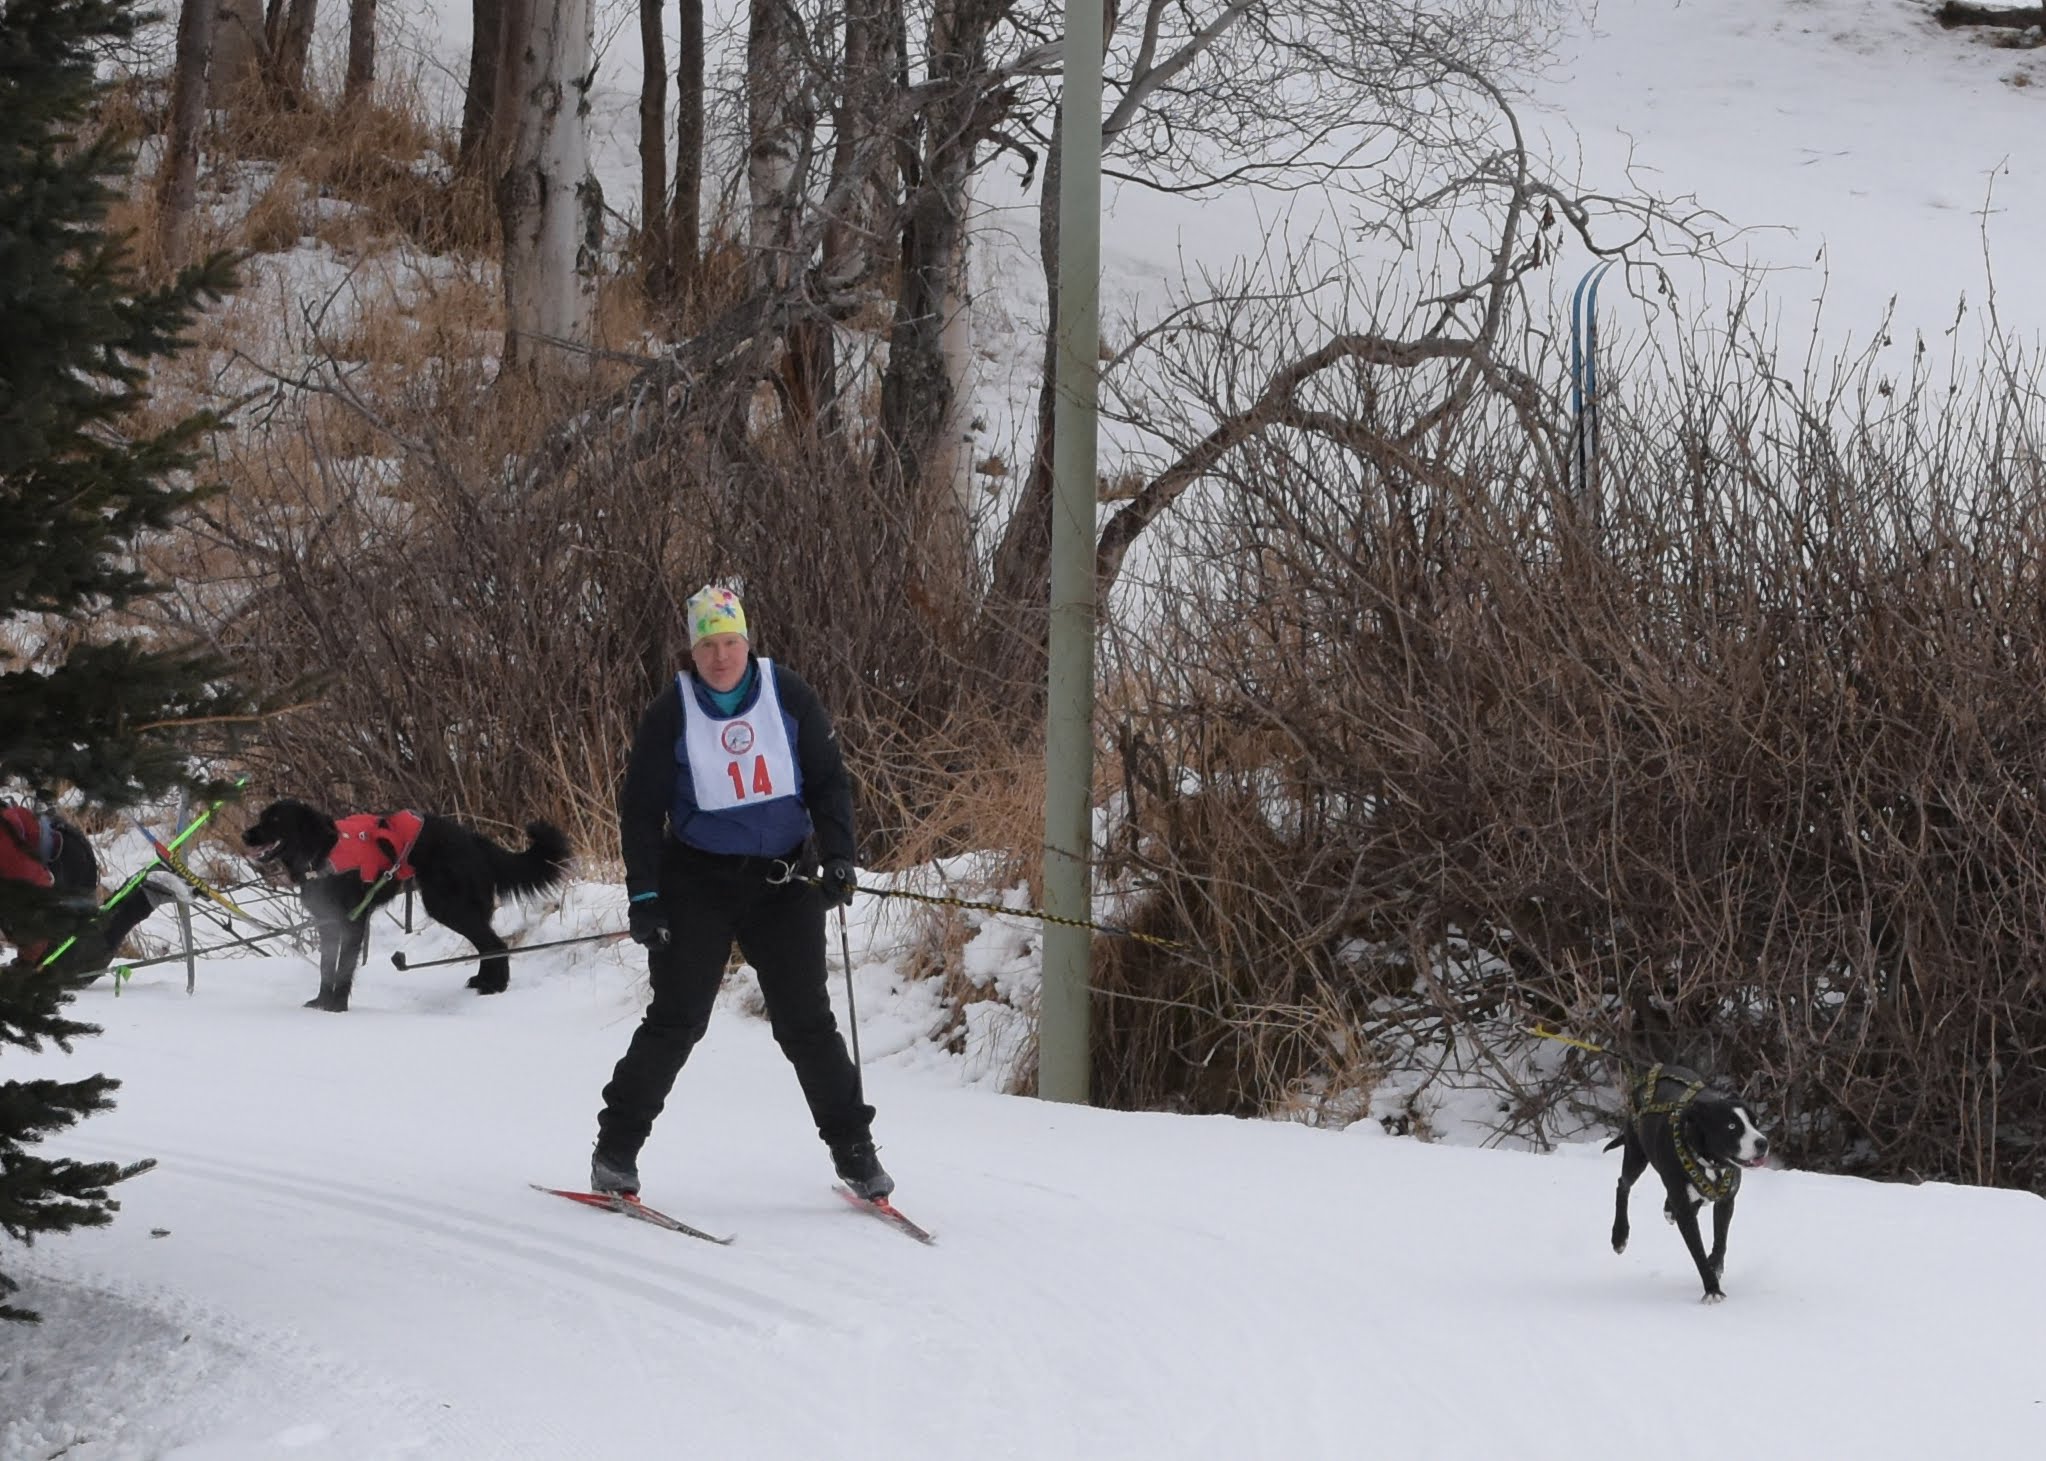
[158,312,938,852]
[1095,313,2046,1190]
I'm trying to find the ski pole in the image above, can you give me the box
[836,904,863,1097]
[40,774,250,969]
[129,813,289,932]
[389,929,631,971]
[109,919,317,975]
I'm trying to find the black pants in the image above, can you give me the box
[596,842,874,1159]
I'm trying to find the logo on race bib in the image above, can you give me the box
[721,721,756,755]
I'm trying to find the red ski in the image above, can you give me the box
[530,1183,734,1245]
[834,1185,937,1245]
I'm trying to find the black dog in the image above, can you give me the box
[243,798,570,1011]
[1607,1064,1769,1302]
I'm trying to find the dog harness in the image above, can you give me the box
[1629,1064,1741,1204]
[327,811,425,883]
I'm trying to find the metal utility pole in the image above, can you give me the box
[1040,0,1103,1105]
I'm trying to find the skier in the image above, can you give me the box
[589,585,894,1201]
[0,803,186,973]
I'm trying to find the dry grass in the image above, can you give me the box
[210,80,493,261]
[594,274,653,355]
[871,722,1046,883]
[241,174,309,254]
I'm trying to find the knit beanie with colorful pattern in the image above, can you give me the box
[685,584,748,646]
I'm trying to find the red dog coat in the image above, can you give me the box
[327,811,424,882]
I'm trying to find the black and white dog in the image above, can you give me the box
[243,798,570,1012]
[1607,1064,1769,1302]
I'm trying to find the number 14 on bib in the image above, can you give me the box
[726,756,776,799]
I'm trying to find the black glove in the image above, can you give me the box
[627,898,671,948]
[819,858,858,908]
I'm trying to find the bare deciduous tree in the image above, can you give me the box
[637,0,668,290]
[869,0,1034,617]
[669,0,707,297]
[494,0,603,372]
[460,0,505,170]
[980,0,1588,687]
[212,0,267,105]
[746,0,814,293]
[346,0,378,103]
[269,0,318,104]
[155,0,216,270]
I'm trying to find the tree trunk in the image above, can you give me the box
[820,0,900,294]
[746,0,814,294]
[459,0,505,171]
[936,168,974,486]
[669,0,704,297]
[874,0,1000,616]
[487,0,530,168]
[210,0,266,107]
[270,0,318,106]
[345,0,378,103]
[783,0,896,430]
[637,0,668,292]
[495,0,603,374]
[976,107,1063,690]
[156,0,217,272]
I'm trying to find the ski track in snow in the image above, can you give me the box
[8,936,2046,1459]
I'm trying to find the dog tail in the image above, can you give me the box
[488,821,573,900]
[1603,1132,1626,1152]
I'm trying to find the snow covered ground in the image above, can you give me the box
[8,2,2046,1457]
[5,880,2046,1461]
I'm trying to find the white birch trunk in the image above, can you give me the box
[931,169,975,521]
[745,0,806,293]
[497,0,602,374]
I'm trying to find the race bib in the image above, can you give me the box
[679,660,799,811]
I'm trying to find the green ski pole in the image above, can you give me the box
[38,774,250,970]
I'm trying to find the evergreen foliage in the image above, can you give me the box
[1,0,241,1321]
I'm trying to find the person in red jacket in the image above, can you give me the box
[1,804,180,973]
